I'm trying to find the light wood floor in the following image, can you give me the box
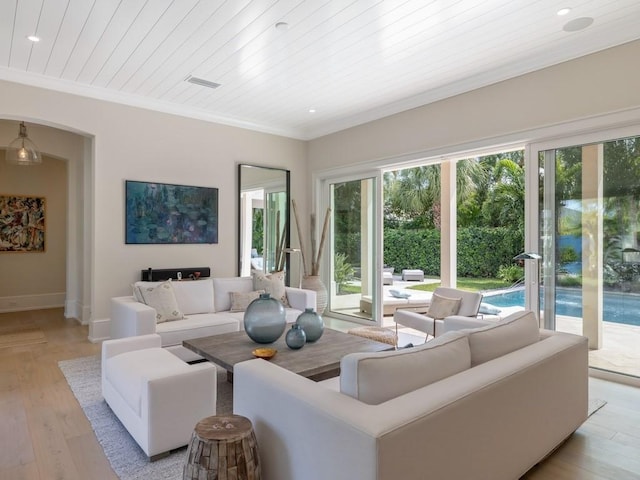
[1,308,639,480]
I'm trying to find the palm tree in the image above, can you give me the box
[385,159,486,229]
[481,158,525,229]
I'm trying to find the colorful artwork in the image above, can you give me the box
[0,195,46,252]
[125,181,218,244]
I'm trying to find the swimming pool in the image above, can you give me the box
[484,287,640,327]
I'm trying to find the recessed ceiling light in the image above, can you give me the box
[308,108,316,114]
[27,35,40,42]
[563,17,594,32]
[275,22,289,31]
[557,8,571,16]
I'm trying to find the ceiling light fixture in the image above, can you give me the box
[6,122,42,166]
[275,22,289,31]
[308,108,316,114]
[27,35,40,42]
[557,8,571,16]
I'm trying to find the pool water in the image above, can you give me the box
[484,287,640,327]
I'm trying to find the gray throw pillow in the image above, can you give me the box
[427,292,461,319]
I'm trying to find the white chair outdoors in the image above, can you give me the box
[393,287,483,340]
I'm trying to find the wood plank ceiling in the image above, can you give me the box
[1,0,640,140]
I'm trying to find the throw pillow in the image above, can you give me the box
[479,303,501,315]
[467,310,539,366]
[427,292,462,319]
[132,281,161,303]
[229,290,265,312]
[137,280,184,323]
[389,289,411,299]
[340,331,471,405]
[252,270,289,306]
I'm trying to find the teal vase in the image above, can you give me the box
[285,324,306,349]
[244,293,286,344]
[295,307,324,342]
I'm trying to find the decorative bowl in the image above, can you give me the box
[252,348,277,360]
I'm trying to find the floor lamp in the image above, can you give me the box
[514,252,542,325]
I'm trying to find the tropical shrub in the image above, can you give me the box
[334,252,355,294]
[497,264,524,284]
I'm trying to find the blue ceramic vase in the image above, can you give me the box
[295,307,324,342]
[244,293,286,344]
[285,324,306,349]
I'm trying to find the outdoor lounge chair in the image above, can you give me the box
[393,287,483,339]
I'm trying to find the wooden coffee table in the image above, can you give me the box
[183,327,393,382]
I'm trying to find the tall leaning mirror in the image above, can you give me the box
[238,164,291,282]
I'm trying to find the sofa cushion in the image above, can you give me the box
[252,270,290,307]
[230,290,265,312]
[136,280,183,323]
[467,309,539,366]
[133,280,215,315]
[340,331,471,405]
[171,279,215,315]
[427,292,461,319]
[213,277,253,312]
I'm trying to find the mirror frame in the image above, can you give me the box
[237,164,291,283]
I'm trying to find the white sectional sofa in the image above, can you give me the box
[110,276,316,361]
[234,310,589,480]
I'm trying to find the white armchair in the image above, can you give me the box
[101,334,217,460]
[394,287,484,339]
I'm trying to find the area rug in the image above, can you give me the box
[0,327,46,349]
[58,355,232,480]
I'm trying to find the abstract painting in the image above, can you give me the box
[0,195,46,252]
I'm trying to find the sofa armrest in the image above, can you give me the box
[102,333,162,362]
[394,308,431,331]
[110,296,157,339]
[285,287,316,311]
[234,359,380,480]
[144,362,217,455]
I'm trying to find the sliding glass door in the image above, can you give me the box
[326,175,380,322]
[535,134,640,378]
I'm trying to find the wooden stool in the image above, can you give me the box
[347,326,398,346]
[183,415,261,480]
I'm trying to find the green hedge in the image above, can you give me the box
[335,227,523,278]
[383,227,523,278]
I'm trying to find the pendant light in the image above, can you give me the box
[6,122,42,165]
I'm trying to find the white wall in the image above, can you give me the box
[0,81,307,340]
[307,40,640,172]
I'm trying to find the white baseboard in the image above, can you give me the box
[589,367,640,387]
[65,299,82,322]
[64,301,92,325]
[89,317,111,343]
[0,293,65,313]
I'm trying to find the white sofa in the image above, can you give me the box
[234,310,588,480]
[101,334,217,460]
[110,276,316,361]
